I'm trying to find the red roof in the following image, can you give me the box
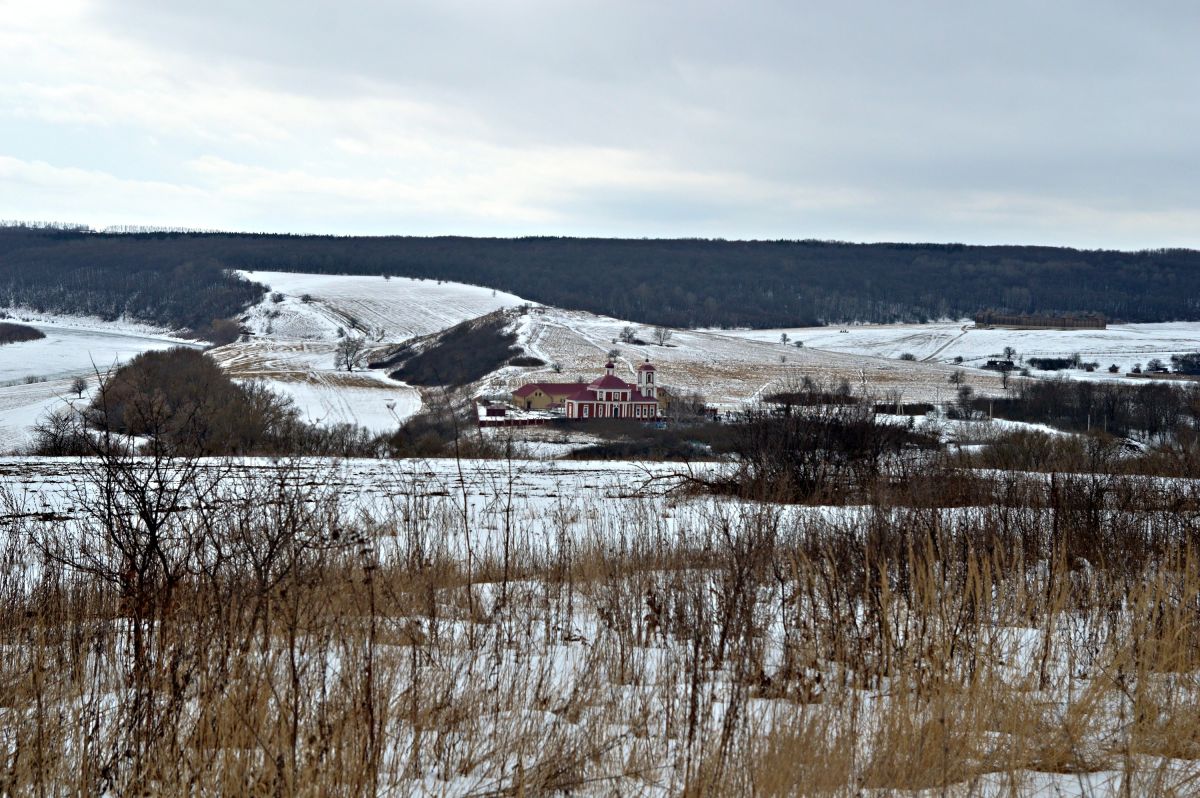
[588,374,634,390]
[637,361,656,371]
[512,382,588,398]
[563,388,595,403]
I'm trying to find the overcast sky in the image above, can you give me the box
[1,0,1197,247]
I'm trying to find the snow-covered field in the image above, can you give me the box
[0,273,529,444]
[0,314,198,450]
[719,320,1200,374]
[230,273,1008,409]
[208,338,421,433]
[0,456,708,560]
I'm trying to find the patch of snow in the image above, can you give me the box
[256,375,420,433]
[0,306,191,339]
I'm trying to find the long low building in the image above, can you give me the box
[974,311,1107,329]
[511,381,589,410]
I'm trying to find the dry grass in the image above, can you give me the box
[1,451,1200,795]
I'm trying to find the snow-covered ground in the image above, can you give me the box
[0,273,529,444]
[0,314,199,451]
[718,320,1200,374]
[228,275,1009,410]
[0,456,710,560]
[265,373,421,431]
[0,322,189,385]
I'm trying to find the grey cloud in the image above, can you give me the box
[27,1,1200,244]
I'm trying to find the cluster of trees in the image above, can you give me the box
[5,224,1200,330]
[32,348,383,457]
[0,226,263,332]
[0,320,45,345]
[1027,357,1078,371]
[1170,353,1200,375]
[974,378,1200,440]
[380,312,522,387]
[716,384,939,502]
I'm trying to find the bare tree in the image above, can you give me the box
[956,383,975,416]
[70,375,88,398]
[28,408,89,455]
[30,374,226,785]
[949,370,965,387]
[666,390,709,421]
[780,332,790,346]
[335,336,368,372]
[652,326,673,346]
[619,325,637,344]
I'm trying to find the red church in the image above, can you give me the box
[510,360,663,420]
[563,360,661,420]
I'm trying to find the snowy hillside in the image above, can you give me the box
[719,321,1200,374]
[237,271,528,342]
[477,308,1007,406]
[211,272,532,433]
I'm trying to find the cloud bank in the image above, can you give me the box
[1,0,1197,246]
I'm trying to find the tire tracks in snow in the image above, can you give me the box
[922,325,970,362]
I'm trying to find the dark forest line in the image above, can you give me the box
[3,224,1200,331]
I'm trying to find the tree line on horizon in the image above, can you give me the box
[2,224,1199,331]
